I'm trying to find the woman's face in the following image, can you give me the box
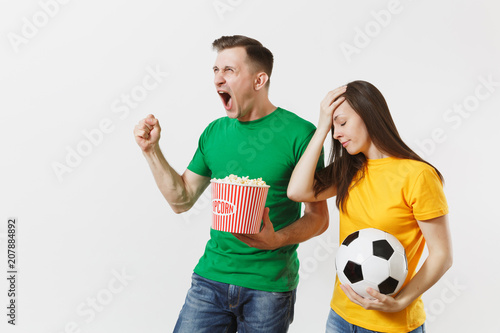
[332,100,383,159]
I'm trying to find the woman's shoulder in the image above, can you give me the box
[384,157,437,178]
[393,158,431,169]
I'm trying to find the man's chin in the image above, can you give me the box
[225,108,239,119]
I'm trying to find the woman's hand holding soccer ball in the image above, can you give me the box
[340,284,407,313]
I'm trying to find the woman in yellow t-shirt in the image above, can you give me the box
[288,81,453,333]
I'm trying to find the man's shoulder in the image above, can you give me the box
[208,115,230,126]
[274,107,317,131]
[201,116,231,133]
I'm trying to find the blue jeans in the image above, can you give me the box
[326,309,425,333]
[173,273,296,333]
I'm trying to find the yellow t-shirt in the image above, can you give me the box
[331,157,448,333]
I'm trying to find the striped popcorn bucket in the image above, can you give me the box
[210,180,270,234]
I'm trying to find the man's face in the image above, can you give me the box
[213,47,256,120]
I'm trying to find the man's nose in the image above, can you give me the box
[214,72,225,86]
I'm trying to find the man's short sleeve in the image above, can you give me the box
[296,128,325,170]
[187,130,212,178]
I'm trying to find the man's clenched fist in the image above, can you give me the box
[134,114,161,153]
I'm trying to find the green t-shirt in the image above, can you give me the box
[187,108,323,292]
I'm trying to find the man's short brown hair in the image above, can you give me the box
[212,35,274,88]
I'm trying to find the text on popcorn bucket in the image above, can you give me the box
[212,199,236,216]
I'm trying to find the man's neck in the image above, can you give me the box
[238,98,277,122]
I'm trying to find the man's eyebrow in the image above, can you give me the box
[213,66,236,70]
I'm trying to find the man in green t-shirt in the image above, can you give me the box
[134,35,328,333]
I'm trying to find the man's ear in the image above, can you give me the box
[254,72,269,91]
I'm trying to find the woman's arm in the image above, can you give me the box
[341,214,453,312]
[287,129,336,202]
[287,86,346,202]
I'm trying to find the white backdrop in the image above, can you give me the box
[1,1,499,332]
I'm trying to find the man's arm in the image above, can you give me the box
[134,114,210,213]
[233,200,329,250]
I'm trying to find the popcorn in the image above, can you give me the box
[211,174,270,233]
[212,174,267,186]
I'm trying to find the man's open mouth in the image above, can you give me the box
[218,91,233,110]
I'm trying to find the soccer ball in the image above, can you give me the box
[335,228,408,299]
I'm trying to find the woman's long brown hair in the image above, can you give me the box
[313,80,443,212]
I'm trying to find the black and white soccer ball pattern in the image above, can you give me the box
[335,228,408,299]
